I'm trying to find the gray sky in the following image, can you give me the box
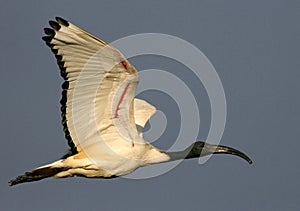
[1,0,299,210]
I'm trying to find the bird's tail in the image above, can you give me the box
[9,161,68,186]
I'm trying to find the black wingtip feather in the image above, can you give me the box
[44,28,55,36]
[51,48,58,54]
[49,20,61,30]
[55,54,63,61]
[61,81,69,90]
[57,60,64,67]
[42,36,52,42]
[55,17,69,26]
[42,17,78,158]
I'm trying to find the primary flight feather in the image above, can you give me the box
[10,17,252,186]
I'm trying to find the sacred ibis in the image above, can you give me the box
[10,17,252,186]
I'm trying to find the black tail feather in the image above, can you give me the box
[9,167,67,186]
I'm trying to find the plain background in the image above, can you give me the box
[1,0,299,210]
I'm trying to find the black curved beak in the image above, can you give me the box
[201,142,253,164]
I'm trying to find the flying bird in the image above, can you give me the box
[10,17,252,186]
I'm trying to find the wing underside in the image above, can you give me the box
[43,17,145,156]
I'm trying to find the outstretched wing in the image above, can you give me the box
[43,17,141,155]
[133,99,156,136]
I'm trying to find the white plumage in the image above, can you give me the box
[10,17,252,186]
